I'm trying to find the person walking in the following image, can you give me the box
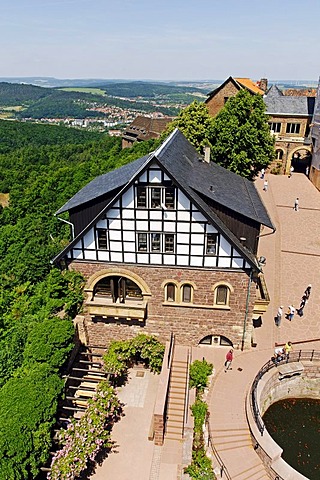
[275,306,283,327]
[304,284,312,300]
[224,349,233,372]
[287,305,295,321]
[294,197,299,211]
[260,168,265,179]
[263,179,268,192]
[289,165,294,178]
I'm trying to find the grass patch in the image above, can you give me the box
[59,87,106,95]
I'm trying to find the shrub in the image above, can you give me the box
[184,448,215,480]
[49,381,122,480]
[189,359,213,392]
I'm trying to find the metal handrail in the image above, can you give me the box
[250,350,320,436]
[206,419,232,480]
[167,332,175,369]
[182,347,191,437]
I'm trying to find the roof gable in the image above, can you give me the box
[206,76,264,102]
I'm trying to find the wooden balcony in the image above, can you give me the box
[85,296,147,320]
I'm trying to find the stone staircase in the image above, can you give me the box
[210,423,269,480]
[165,345,189,441]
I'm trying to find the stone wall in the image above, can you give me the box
[205,81,240,117]
[70,261,255,349]
[247,360,320,480]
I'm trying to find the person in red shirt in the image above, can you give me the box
[224,349,233,372]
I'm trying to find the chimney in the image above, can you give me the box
[204,146,210,163]
[259,78,268,92]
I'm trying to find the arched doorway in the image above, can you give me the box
[290,148,312,173]
[199,334,233,347]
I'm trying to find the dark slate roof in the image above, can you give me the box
[54,129,274,268]
[264,89,315,116]
[152,130,273,229]
[56,154,150,214]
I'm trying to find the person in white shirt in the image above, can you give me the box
[275,306,283,327]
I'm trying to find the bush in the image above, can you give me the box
[184,448,215,480]
[102,334,165,377]
[189,359,213,392]
[0,364,64,479]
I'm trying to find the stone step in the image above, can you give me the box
[167,412,184,423]
[170,372,188,381]
[166,424,183,437]
[214,437,252,451]
[211,428,250,439]
[167,405,184,414]
[168,390,185,400]
[232,462,268,480]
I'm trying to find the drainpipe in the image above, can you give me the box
[54,214,75,240]
[241,269,253,351]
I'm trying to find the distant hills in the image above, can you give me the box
[0,80,208,119]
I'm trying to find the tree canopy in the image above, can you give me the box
[162,93,275,179]
[210,90,275,179]
[162,101,215,153]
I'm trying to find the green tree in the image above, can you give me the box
[210,90,275,179]
[162,101,214,153]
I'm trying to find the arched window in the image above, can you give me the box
[165,283,176,302]
[212,282,233,308]
[181,284,193,303]
[215,285,229,305]
[276,149,283,160]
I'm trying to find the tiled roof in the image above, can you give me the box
[234,78,265,95]
[122,116,172,142]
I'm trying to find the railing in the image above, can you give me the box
[250,350,320,436]
[206,419,232,480]
[182,347,191,437]
[167,331,175,369]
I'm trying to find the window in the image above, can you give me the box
[137,186,147,208]
[136,185,176,209]
[286,123,301,134]
[164,234,174,253]
[166,283,176,302]
[216,286,228,305]
[276,149,283,160]
[224,97,229,104]
[165,187,175,209]
[151,187,161,208]
[269,122,281,133]
[182,284,192,303]
[151,233,161,251]
[97,229,108,250]
[137,233,147,251]
[206,233,218,254]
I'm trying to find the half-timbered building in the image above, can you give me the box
[53,129,273,349]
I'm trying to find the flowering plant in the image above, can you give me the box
[48,381,122,480]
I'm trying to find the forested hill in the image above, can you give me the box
[0,121,157,478]
[0,119,103,154]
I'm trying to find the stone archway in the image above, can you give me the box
[290,147,312,174]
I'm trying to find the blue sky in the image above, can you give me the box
[0,0,318,81]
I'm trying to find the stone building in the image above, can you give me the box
[264,85,314,175]
[205,77,315,175]
[205,76,266,117]
[53,129,273,350]
[310,78,320,191]
[122,115,172,148]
